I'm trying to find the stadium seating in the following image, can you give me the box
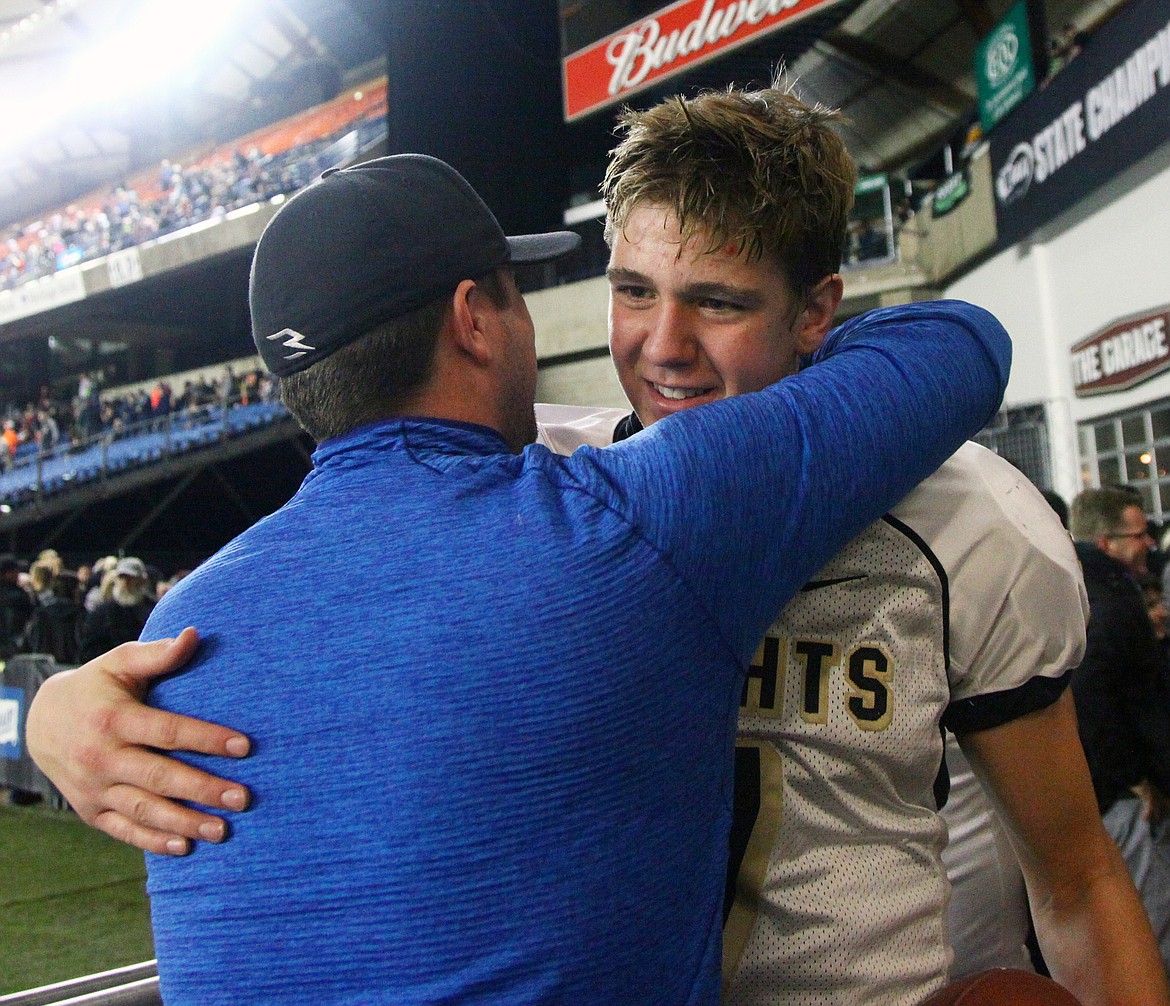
[3,80,388,294]
[0,401,290,511]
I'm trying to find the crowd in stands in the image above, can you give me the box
[1,81,387,296]
[0,548,182,669]
[1,365,277,471]
[1,138,346,294]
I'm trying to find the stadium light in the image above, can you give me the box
[0,0,82,52]
[0,0,252,162]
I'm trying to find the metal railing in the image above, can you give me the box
[0,399,288,511]
[0,962,159,1006]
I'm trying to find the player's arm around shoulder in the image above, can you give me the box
[25,629,252,856]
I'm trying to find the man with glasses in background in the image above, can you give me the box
[1070,487,1170,969]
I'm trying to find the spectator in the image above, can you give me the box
[35,409,59,451]
[23,570,84,666]
[1041,488,1070,528]
[2,420,17,469]
[155,569,191,601]
[0,554,34,658]
[1141,574,1170,698]
[1069,487,1170,967]
[84,556,117,612]
[79,556,155,662]
[36,549,63,576]
[1143,575,1169,643]
[27,560,55,606]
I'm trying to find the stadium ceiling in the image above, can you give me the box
[696,0,1122,175]
[0,0,1122,229]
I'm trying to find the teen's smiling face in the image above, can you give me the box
[607,203,840,428]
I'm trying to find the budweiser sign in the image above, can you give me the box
[1070,304,1170,397]
[562,0,846,121]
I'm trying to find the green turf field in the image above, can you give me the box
[0,800,154,995]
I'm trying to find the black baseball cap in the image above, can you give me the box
[250,154,581,377]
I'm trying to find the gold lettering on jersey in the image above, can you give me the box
[845,644,894,731]
[741,635,786,716]
[795,639,838,724]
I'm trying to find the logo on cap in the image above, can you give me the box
[267,329,316,361]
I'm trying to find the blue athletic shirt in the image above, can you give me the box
[143,301,1009,1005]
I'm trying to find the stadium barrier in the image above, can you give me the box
[0,962,160,1006]
[0,399,290,512]
[0,653,67,807]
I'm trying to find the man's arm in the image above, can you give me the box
[959,694,1170,1006]
[25,628,252,855]
[575,300,1010,659]
[26,407,628,856]
[30,301,1009,854]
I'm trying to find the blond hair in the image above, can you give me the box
[603,82,857,299]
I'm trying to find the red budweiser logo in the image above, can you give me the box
[562,0,845,121]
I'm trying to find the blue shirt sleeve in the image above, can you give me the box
[559,300,1010,660]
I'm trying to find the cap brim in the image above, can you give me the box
[506,231,581,264]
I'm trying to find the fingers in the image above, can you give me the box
[96,629,251,759]
[97,779,239,851]
[113,745,250,814]
[114,702,251,760]
[100,627,202,692]
[24,633,254,855]
[91,807,202,857]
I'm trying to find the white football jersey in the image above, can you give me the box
[533,405,1088,1006]
[724,441,1085,1006]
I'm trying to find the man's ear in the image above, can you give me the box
[447,278,494,367]
[794,273,843,355]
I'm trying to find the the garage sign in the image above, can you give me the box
[1071,305,1170,397]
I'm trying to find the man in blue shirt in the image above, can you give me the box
[31,115,1008,1001]
[30,83,1170,1006]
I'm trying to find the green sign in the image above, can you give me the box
[975,0,1036,131]
[932,169,971,218]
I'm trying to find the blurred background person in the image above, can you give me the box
[23,569,84,666]
[78,556,155,662]
[1070,487,1170,968]
[0,553,34,658]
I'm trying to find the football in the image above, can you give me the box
[922,969,1082,1005]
